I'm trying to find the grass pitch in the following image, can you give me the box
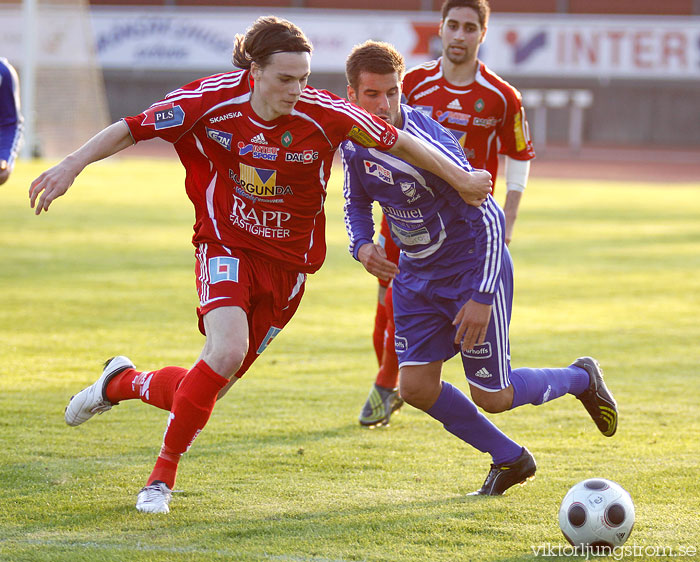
[0,157,698,561]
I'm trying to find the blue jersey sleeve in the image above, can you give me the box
[467,194,505,305]
[405,107,504,304]
[340,141,376,260]
[0,58,23,165]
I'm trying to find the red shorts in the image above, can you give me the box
[194,243,306,378]
[377,214,400,289]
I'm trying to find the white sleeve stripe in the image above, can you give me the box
[159,72,245,105]
[341,150,357,254]
[316,95,386,137]
[494,285,510,386]
[478,196,503,294]
[300,90,387,141]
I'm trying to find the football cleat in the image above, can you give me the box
[64,356,134,427]
[469,447,537,496]
[573,356,618,437]
[136,481,172,514]
[358,383,404,427]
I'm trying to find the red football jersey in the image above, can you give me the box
[402,59,535,185]
[123,69,398,274]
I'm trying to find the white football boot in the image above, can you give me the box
[136,481,173,514]
[64,356,135,426]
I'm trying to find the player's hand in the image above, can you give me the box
[29,160,79,214]
[453,299,491,352]
[357,243,399,281]
[457,169,492,207]
[0,160,9,185]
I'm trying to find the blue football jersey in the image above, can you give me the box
[341,104,505,305]
[0,58,23,166]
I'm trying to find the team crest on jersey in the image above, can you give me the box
[474,98,485,112]
[231,164,293,198]
[364,160,393,184]
[348,126,377,148]
[400,181,422,204]
[285,150,319,164]
[142,103,185,130]
[382,130,396,146]
[281,131,293,147]
[205,127,232,150]
[238,141,279,161]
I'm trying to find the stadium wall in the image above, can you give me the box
[2,3,699,150]
[91,8,700,149]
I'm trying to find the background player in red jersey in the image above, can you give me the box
[404,0,535,242]
[28,16,492,514]
[358,0,536,427]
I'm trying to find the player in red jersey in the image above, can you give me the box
[358,0,536,427]
[29,16,492,514]
[404,0,535,241]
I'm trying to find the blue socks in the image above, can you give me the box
[509,365,590,409]
[423,367,589,464]
[426,381,522,465]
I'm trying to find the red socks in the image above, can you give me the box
[372,300,387,365]
[147,360,229,488]
[105,366,189,411]
[375,284,399,389]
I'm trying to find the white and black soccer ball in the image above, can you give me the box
[558,478,635,548]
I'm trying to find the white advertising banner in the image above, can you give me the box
[483,14,700,80]
[1,6,699,80]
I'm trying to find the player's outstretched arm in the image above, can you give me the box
[29,121,134,215]
[388,129,492,207]
[502,156,530,245]
[357,243,399,282]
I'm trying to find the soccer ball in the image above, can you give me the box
[558,478,635,548]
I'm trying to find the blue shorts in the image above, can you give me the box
[392,252,514,392]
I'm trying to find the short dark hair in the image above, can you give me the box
[232,16,313,70]
[441,0,490,28]
[345,40,406,91]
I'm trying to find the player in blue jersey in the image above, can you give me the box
[342,41,618,495]
[0,58,23,185]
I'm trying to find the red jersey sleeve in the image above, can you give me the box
[497,86,535,161]
[298,88,398,151]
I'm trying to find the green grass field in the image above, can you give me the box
[0,157,698,562]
